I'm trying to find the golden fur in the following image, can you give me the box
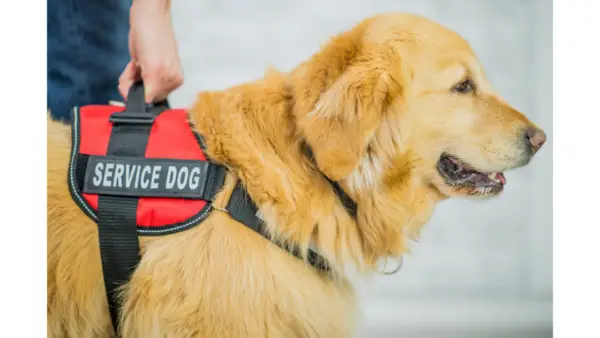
[47,13,546,337]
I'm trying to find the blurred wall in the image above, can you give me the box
[168,0,552,336]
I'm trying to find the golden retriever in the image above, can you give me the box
[47,13,547,338]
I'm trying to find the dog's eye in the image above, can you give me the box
[452,78,475,94]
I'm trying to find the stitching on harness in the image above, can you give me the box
[69,107,98,221]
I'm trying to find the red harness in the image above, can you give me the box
[67,83,331,336]
[70,104,220,234]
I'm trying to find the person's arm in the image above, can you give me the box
[119,0,183,103]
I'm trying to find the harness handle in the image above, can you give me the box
[125,81,146,113]
[124,81,171,113]
[111,82,170,125]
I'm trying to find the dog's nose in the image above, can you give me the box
[525,127,546,153]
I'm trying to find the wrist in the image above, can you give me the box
[132,0,171,13]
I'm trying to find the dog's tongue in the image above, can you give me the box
[496,172,506,185]
[485,172,507,185]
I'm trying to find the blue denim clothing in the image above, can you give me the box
[47,0,132,122]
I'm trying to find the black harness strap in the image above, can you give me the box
[227,183,331,272]
[95,82,165,334]
[226,183,263,233]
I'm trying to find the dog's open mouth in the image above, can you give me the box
[437,153,506,192]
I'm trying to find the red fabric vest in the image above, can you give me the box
[68,105,217,235]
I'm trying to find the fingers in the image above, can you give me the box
[118,61,140,100]
[120,61,183,104]
[141,63,183,103]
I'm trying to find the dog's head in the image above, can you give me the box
[291,13,546,262]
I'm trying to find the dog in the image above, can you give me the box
[47,13,547,337]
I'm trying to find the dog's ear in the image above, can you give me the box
[299,65,394,180]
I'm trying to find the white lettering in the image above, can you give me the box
[189,167,201,190]
[134,166,141,189]
[140,166,151,189]
[93,162,104,186]
[165,166,177,189]
[150,166,162,189]
[113,164,124,188]
[125,165,135,188]
[176,166,189,190]
[102,163,114,187]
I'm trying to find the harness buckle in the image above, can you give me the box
[109,112,156,125]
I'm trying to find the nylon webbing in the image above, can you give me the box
[96,82,162,335]
[226,183,331,272]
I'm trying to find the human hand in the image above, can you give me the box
[118,0,183,103]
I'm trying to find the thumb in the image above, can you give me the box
[143,75,160,104]
[118,61,141,100]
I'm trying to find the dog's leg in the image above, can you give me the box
[119,212,358,338]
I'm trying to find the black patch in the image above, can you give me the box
[83,155,212,199]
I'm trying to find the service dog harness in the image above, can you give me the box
[68,82,357,335]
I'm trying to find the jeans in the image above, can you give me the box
[47,0,132,122]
